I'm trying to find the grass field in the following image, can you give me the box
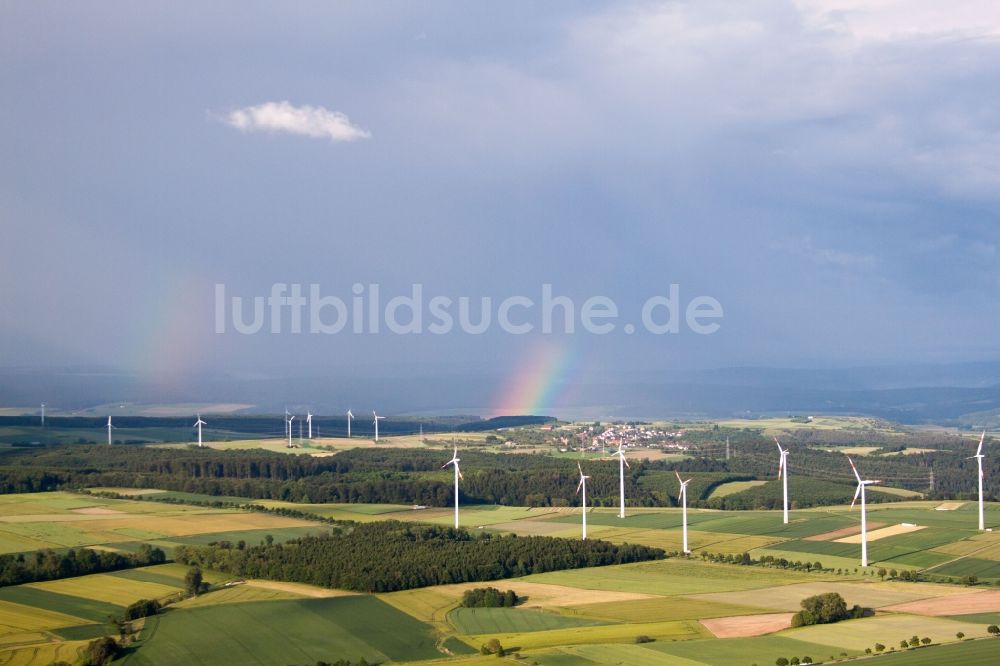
[463,619,709,650]
[447,607,605,634]
[707,480,768,499]
[852,639,1000,665]
[123,596,442,665]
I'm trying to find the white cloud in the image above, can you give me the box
[223,101,370,142]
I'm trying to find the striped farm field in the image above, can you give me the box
[685,580,967,613]
[463,618,709,650]
[0,639,91,666]
[565,595,766,622]
[645,634,861,666]
[28,573,180,606]
[172,584,307,609]
[0,586,120,623]
[447,607,606,634]
[707,480,768,499]
[123,596,441,665]
[930,557,1000,579]
[523,558,824,596]
[786,613,991,650]
[0,600,85,634]
[854,639,1000,665]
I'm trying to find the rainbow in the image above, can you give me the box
[492,342,576,415]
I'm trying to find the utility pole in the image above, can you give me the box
[929,467,935,493]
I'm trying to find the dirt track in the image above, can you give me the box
[805,522,885,541]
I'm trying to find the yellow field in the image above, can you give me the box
[0,639,89,666]
[564,596,766,623]
[708,480,768,499]
[835,523,926,544]
[29,574,179,605]
[786,613,990,650]
[174,583,307,609]
[0,601,83,634]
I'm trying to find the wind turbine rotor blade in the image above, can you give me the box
[576,478,584,494]
[623,457,630,468]
[847,456,862,483]
[674,470,682,484]
[977,431,985,456]
[850,483,861,510]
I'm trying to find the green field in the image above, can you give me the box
[123,596,442,665]
[854,639,1000,665]
[447,607,605,634]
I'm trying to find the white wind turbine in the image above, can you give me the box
[442,445,463,529]
[970,431,986,531]
[848,456,880,567]
[40,403,45,428]
[287,414,295,448]
[194,415,206,448]
[306,411,313,439]
[775,437,790,525]
[373,411,385,441]
[612,443,630,519]
[284,408,291,440]
[676,471,692,553]
[576,462,590,540]
[106,415,115,446]
[346,409,353,438]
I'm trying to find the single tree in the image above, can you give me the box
[184,565,203,596]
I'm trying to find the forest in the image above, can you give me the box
[173,521,664,592]
[0,427,993,510]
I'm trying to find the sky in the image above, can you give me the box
[2,1,1000,412]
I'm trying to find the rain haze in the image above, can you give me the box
[2,1,1000,418]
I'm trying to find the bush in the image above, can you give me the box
[82,637,119,666]
[956,632,965,639]
[123,598,160,621]
[634,635,654,644]
[874,643,885,652]
[920,637,931,645]
[776,658,789,666]
[988,624,999,636]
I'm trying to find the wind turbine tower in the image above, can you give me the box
[576,462,590,540]
[971,431,987,531]
[287,415,295,448]
[775,437,790,524]
[106,416,114,446]
[848,456,880,567]
[612,443,630,518]
[306,411,313,439]
[373,411,385,441]
[442,446,463,529]
[41,403,45,428]
[194,415,206,448]
[346,409,353,438]
[676,471,692,553]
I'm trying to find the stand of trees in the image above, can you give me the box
[0,544,165,587]
[790,592,867,627]
[461,587,519,607]
[174,521,664,593]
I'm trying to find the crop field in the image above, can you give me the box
[707,480,768,499]
[855,639,1000,665]
[447,607,604,634]
[787,613,991,650]
[464,618,709,650]
[122,596,442,665]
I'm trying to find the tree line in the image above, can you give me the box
[0,543,165,587]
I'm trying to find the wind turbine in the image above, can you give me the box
[676,471,692,553]
[612,443,630,519]
[373,411,386,441]
[106,415,115,446]
[194,415,206,448]
[970,431,986,531]
[576,462,590,540]
[40,403,45,428]
[848,456,880,567]
[442,445,463,528]
[306,411,313,439]
[284,408,291,440]
[346,409,353,438]
[775,437,790,524]
[287,414,295,448]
